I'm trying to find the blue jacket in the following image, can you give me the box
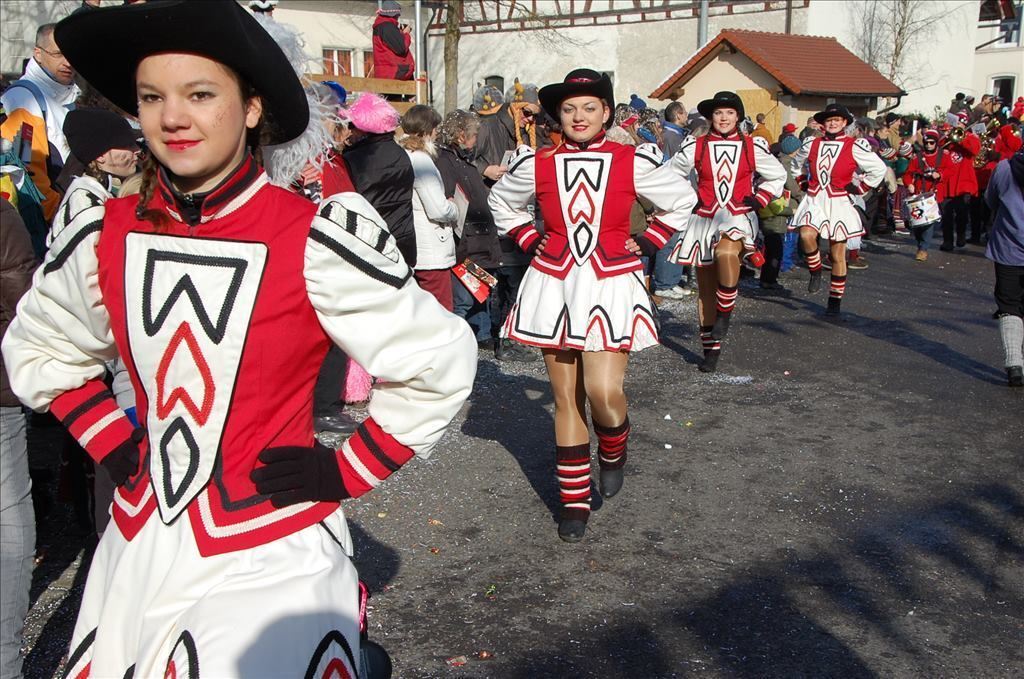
[985,151,1024,266]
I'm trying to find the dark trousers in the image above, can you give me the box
[941,195,970,248]
[969,196,991,242]
[490,265,527,337]
[994,262,1024,317]
[760,231,785,285]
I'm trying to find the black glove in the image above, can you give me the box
[101,427,145,486]
[251,440,349,508]
[743,195,762,211]
[797,175,809,192]
[634,234,660,259]
[845,182,863,195]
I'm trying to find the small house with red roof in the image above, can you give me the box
[650,29,905,141]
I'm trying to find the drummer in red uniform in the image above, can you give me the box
[903,129,951,261]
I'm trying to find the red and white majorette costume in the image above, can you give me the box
[1,160,476,678]
[487,138,696,352]
[790,134,887,240]
[670,131,786,265]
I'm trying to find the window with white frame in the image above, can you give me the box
[322,48,352,77]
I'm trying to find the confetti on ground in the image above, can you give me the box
[446,656,468,667]
[664,444,673,449]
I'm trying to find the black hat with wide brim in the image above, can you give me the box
[54,0,308,144]
[539,69,615,127]
[813,103,855,126]
[697,91,745,121]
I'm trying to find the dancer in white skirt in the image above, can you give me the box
[790,103,886,316]
[1,2,475,677]
[669,91,786,372]
[488,69,696,542]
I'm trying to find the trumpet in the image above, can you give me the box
[944,127,965,145]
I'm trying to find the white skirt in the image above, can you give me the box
[63,509,361,679]
[502,264,659,352]
[670,210,757,267]
[790,191,864,241]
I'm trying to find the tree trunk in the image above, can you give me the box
[443,1,461,114]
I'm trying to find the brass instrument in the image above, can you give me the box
[944,127,965,145]
[975,119,1002,167]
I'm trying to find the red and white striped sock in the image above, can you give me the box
[715,285,738,315]
[829,274,847,299]
[699,326,721,356]
[805,250,822,272]
[594,417,630,471]
[556,444,591,520]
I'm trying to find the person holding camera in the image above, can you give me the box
[372,1,414,81]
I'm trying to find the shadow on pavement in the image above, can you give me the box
[505,482,1023,678]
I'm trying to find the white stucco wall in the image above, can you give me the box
[271,7,375,76]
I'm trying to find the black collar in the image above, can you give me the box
[158,154,259,226]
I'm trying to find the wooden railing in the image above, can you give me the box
[305,74,419,113]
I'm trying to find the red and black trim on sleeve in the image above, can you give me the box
[754,186,775,207]
[50,379,137,465]
[638,219,675,252]
[508,223,542,255]
[337,418,415,499]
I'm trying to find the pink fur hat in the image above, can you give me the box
[341,93,400,134]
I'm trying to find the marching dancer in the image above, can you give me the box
[1,2,475,676]
[790,104,886,316]
[488,69,696,542]
[669,91,786,372]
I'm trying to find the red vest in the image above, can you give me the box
[806,136,859,197]
[693,132,758,217]
[96,163,343,556]
[533,139,642,280]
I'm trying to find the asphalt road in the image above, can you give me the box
[20,233,1022,678]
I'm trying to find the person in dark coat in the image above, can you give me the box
[341,93,417,267]
[473,81,541,183]
[372,0,414,80]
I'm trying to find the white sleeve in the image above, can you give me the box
[852,138,887,189]
[305,193,477,459]
[1,178,116,411]
[752,136,787,203]
[632,141,698,232]
[411,151,457,223]
[791,137,813,177]
[487,145,536,237]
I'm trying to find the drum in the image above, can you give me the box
[904,192,941,227]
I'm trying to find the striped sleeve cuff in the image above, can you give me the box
[754,187,774,207]
[49,379,137,464]
[337,418,415,498]
[641,220,676,249]
[508,223,542,254]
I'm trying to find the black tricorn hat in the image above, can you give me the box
[697,91,745,120]
[54,0,308,144]
[538,69,615,126]
[814,103,855,126]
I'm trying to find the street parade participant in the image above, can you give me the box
[984,147,1024,387]
[903,129,951,261]
[1,2,476,677]
[790,103,886,316]
[937,123,981,251]
[668,91,786,372]
[488,69,696,542]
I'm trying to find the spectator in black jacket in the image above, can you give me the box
[341,93,417,266]
[435,109,535,362]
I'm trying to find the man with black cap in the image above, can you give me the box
[373,0,415,80]
[790,103,886,317]
[881,112,903,150]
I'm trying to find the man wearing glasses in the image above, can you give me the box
[1,23,80,221]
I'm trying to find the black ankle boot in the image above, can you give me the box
[711,312,731,340]
[558,510,589,542]
[699,351,720,373]
[825,297,842,316]
[599,467,624,498]
[808,270,822,293]
[1009,366,1023,387]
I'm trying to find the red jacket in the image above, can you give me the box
[942,132,981,197]
[372,15,414,80]
[903,150,952,202]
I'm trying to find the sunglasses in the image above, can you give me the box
[522,109,537,118]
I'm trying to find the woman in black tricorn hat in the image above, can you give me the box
[1,1,475,676]
[488,68,696,542]
[789,102,886,316]
[669,90,786,372]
